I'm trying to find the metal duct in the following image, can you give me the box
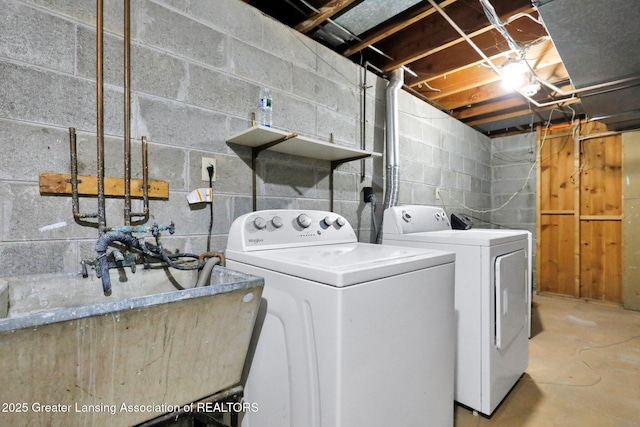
[377,68,404,243]
[535,0,640,131]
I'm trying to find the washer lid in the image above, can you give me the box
[384,229,529,247]
[226,243,454,287]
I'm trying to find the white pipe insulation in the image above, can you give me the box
[377,68,404,243]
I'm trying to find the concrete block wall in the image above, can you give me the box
[1,0,493,278]
[395,91,493,225]
[491,132,538,285]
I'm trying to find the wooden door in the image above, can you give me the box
[537,121,623,303]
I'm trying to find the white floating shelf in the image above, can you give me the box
[227,125,381,162]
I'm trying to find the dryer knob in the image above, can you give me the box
[271,216,284,228]
[402,211,412,223]
[323,216,335,226]
[335,217,346,227]
[297,213,312,228]
[253,217,267,229]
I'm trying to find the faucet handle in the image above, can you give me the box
[151,221,175,237]
[80,259,89,278]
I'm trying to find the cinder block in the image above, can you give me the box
[187,64,256,118]
[230,39,292,91]
[1,1,75,73]
[136,95,227,150]
[139,1,228,69]
[190,0,263,48]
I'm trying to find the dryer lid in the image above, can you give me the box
[384,229,529,247]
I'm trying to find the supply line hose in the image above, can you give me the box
[195,252,225,288]
[159,251,206,271]
[97,234,206,295]
[95,230,143,295]
[137,240,206,271]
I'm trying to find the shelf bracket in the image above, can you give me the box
[329,154,371,212]
[251,133,298,210]
[227,125,379,213]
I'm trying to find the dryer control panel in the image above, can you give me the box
[227,209,358,251]
[383,205,451,235]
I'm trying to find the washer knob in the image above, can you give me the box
[297,213,312,228]
[253,216,267,230]
[253,217,267,229]
[336,217,346,227]
[402,211,412,223]
[323,216,335,226]
[271,216,283,228]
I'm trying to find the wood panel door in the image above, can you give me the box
[537,122,623,303]
[538,128,577,296]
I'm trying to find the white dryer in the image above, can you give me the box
[382,205,530,416]
[226,209,456,427]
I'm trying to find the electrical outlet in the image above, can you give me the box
[435,188,442,200]
[201,157,216,182]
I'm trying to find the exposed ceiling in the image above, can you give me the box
[242,0,640,137]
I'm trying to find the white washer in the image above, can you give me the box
[226,209,456,427]
[382,205,530,416]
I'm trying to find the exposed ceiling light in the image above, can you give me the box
[501,58,529,90]
[521,81,542,97]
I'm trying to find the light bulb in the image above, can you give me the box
[501,59,528,90]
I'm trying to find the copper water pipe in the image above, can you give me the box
[71,0,148,231]
[69,127,100,223]
[96,0,106,231]
[130,136,150,224]
[123,0,132,225]
[69,127,80,217]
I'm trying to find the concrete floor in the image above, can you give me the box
[454,294,640,427]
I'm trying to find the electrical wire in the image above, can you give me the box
[445,107,568,214]
[525,335,640,388]
[206,163,215,252]
[370,193,378,239]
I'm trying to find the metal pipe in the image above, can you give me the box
[124,0,132,225]
[131,136,150,223]
[479,0,640,98]
[295,0,418,78]
[69,127,80,219]
[436,0,640,109]
[377,68,404,243]
[360,61,369,181]
[69,128,101,222]
[96,0,106,231]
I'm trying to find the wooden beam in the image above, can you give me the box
[378,2,538,72]
[342,0,458,57]
[294,0,358,34]
[462,107,535,127]
[383,20,493,72]
[461,98,580,127]
[414,38,561,91]
[39,173,169,199]
[434,63,568,112]
[452,94,525,120]
[399,15,546,76]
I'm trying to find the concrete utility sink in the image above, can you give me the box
[0,266,263,427]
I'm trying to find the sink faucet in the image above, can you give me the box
[95,231,142,296]
[92,222,177,296]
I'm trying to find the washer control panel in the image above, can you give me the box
[227,210,358,251]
